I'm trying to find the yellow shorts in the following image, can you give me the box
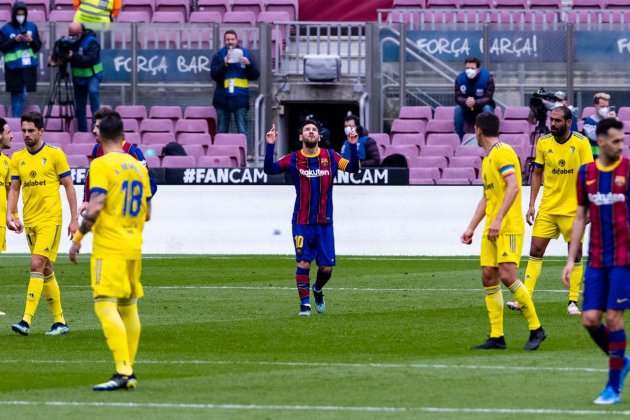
[91,257,144,299]
[0,226,5,252]
[532,212,575,242]
[480,233,523,268]
[25,225,62,262]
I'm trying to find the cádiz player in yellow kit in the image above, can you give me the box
[461,112,546,350]
[0,117,14,317]
[7,112,78,335]
[507,106,593,315]
[69,113,152,391]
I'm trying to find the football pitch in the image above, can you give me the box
[0,254,626,419]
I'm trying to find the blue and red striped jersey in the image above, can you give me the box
[577,157,630,267]
[265,144,359,225]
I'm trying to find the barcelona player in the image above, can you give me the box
[7,112,78,336]
[264,121,359,316]
[78,107,156,215]
[69,113,152,391]
[0,117,13,316]
[508,106,593,315]
[562,119,630,404]
[462,112,546,350]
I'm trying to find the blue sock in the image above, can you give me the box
[296,267,310,306]
[607,329,626,393]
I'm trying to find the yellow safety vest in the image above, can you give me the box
[74,0,113,23]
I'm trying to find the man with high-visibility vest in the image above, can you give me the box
[73,0,121,26]
[0,2,42,118]
[67,23,103,132]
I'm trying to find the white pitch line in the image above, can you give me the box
[0,359,607,373]
[0,401,626,416]
[0,284,572,293]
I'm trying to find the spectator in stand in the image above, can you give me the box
[454,56,495,142]
[210,29,260,156]
[583,92,618,158]
[340,114,380,167]
[73,0,121,26]
[0,2,42,118]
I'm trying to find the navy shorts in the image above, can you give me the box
[292,223,336,267]
[583,266,630,311]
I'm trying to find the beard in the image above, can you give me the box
[303,139,319,148]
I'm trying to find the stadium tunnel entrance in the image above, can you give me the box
[283,102,360,152]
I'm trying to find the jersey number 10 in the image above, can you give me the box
[121,180,143,217]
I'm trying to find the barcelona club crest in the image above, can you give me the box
[615,176,626,186]
[320,158,329,167]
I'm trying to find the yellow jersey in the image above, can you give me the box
[89,151,151,259]
[534,132,593,216]
[0,153,10,228]
[482,142,524,235]
[10,143,72,227]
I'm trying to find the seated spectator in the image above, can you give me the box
[340,114,380,167]
[583,92,617,157]
[454,56,495,142]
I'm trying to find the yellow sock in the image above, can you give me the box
[484,285,504,338]
[23,273,44,325]
[94,299,133,376]
[43,273,66,324]
[118,299,141,366]
[569,261,583,303]
[509,280,542,330]
[523,257,543,296]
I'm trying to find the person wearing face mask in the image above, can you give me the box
[0,2,42,118]
[454,56,495,142]
[584,92,617,157]
[340,114,380,167]
[541,91,578,132]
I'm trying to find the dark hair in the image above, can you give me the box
[0,118,8,131]
[596,118,624,137]
[98,114,124,142]
[300,119,320,133]
[21,111,44,129]
[464,56,481,68]
[224,29,237,39]
[551,105,572,121]
[343,114,364,136]
[475,112,499,137]
[94,107,118,121]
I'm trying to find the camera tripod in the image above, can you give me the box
[43,63,75,132]
[524,122,549,185]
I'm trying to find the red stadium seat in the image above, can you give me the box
[206,145,243,166]
[213,133,247,163]
[433,106,455,121]
[393,0,427,7]
[425,133,460,148]
[265,0,298,20]
[222,11,257,25]
[232,0,264,15]
[142,132,176,144]
[454,145,485,157]
[411,156,448,170]
[162,155,196,168]
[419,144,454,158]
[391,133,425,146]
[151,10,185,22]
[117,10,151,22]
[140,119,173,134]
[503,106,531,120]
[198,155,237,168]
[189,11,223,22]
[177,133,212,146]
[66,154,90,167]
[149,105,183,121]
[391,119,425,135]
[399,106,432,121]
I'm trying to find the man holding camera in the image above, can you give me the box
[57,23,102,132]
[0,2,42,118]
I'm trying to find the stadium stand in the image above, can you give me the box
[189,10,223,22]
[66,154,90,167]
[198,155,237,168]
[206,145,243,166]
[214,133,248,164]
[177,133,212,146]
[425,133,460,148]
[162,155,196,167]
[264,0,298,20]
[412,155,448,170]
[149,105,183,121]
[391,133,425,147]
[408,167,440,185]
[142,132,176,145]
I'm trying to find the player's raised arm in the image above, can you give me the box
[264,124,286,175]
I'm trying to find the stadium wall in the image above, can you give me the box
[5,186,574,257]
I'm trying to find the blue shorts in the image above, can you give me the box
[292,223,336,267]
[583,266,630,311]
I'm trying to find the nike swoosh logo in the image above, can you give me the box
[586,180,596,185]
[617,298,628,304]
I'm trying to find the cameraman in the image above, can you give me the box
[541,91,578,132]
[0,2,42,118]
[66,23,102,132]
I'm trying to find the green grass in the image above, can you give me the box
[0,255,624,419]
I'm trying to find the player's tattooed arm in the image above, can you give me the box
[80,191,105,234]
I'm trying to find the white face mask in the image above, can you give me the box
[16,15,25,24]
[465,69,477,79]
[344,126,355,136]
[598,107,609,118]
